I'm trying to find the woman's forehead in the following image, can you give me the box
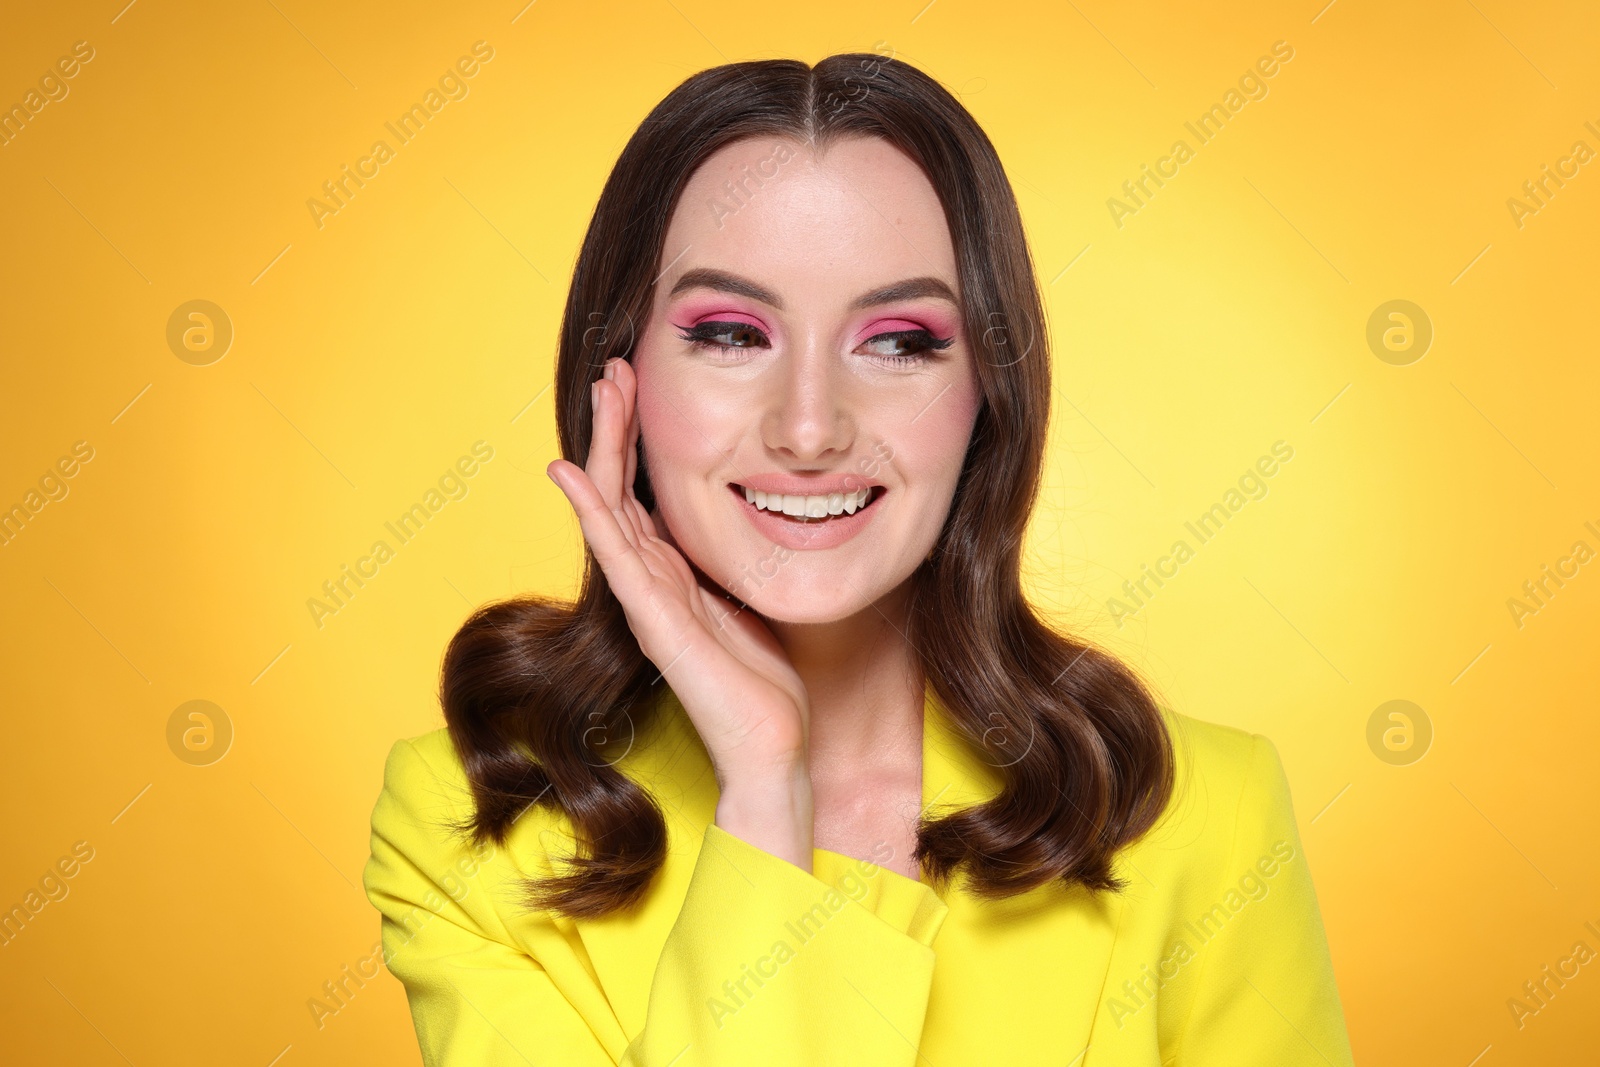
[661,137,958,311]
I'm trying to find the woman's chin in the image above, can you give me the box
[755,600,855,626]
[737,574,908,628]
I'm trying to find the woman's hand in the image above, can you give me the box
[546,356,814,868]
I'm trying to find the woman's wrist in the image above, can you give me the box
[714,759,814,872]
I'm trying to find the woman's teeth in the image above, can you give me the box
[741,485,873,518]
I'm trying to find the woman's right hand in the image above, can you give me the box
[546,356,814,867]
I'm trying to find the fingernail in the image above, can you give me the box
[590,380,598,413]
[602,358,616,380]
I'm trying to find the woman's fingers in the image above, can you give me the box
[549,461,734,698]
[613,357,641,496]
[587,367,626,510]
[615,494,647,546]
[625,493,662,545]
[547,458,655,597]
[608,360,663,541]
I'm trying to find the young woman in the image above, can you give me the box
[363,51,1356,1066]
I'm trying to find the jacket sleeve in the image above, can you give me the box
[1171,733,1357,1067]
[363,735,950,1067]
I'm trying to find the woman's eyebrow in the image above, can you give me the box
[667,267,958,312]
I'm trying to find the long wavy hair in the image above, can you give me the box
[441,50,1175,919]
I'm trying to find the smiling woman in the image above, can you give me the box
[362,50,1356,1067]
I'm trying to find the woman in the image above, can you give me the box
[363,51,1356,1066]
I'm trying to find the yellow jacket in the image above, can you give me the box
[363,683,1356,1065]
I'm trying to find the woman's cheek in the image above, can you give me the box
[914,370,981,464]
[635,372,733,479]
[633,362,690,455]
[897,393,976,465]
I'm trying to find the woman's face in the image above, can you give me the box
[631,133,981,625]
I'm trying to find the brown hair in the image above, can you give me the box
[440,51,1175,918]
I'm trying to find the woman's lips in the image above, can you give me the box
[728,482,885,550]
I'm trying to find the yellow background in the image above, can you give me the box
[2,1,1596,1063]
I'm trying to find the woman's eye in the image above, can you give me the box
[676,320,769,356]
[674,322,955,365]
[859,329,955,366]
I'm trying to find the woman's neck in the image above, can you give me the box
[766,582,924,777]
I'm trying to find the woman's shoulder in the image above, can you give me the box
[1155,703,1294,804]
[366,727,583,887]
[370,727,471,825]
[1158,703,1263,775]
[371,726,582,826]
[370,685,694,836]
[1122,705,1310,894]
[377,726,469,786]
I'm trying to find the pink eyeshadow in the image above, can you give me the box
[854,317,943,343]
[671,299,773,334]
[668,302,961,343]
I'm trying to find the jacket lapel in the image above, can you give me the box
[919,682,1124,1063]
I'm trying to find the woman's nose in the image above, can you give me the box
[761,341,855,462]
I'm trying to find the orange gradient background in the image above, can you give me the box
[2,1,1596,1064]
